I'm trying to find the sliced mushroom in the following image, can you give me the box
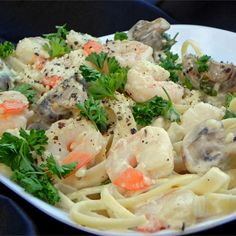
[128,17,170,52]
[31,75,87,126]
[183,119,226,174]
[182,54,236,93]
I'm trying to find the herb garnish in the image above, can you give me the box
[162,32,179,52]
[159,51,182,82]
[0,128,76,205]
[43,24,71,58]
[0,41,15,59]
[77,96,108,133]
[196,55,211,72]
[13,83,36,104]
[132,89,180,126]
[199,76,217,96]
[114,32,128,41]
[223,92,236,119]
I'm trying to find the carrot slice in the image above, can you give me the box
[62,151,92,170]
[113,167,150,191]
[83,40,103,55]
[41,75,63,88]
[0,100,27,115]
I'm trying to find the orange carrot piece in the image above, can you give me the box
[62,151,92,170]
[113,167,150,191]
[83,40,103,55]
[41,75,63,88]
[0,100,27,115]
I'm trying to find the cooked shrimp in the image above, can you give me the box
[15,37,49,65]
[45,118,107,172]
[125,60,184,103]
[0,91,33,135]
[104,40,154,68]
[105,126,174,191]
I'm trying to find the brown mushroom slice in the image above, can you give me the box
[183,119,226,174]
[182,54,236,93]
[127,17,170,52]
[30,75,87,126]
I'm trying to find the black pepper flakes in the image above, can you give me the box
[181,222,185,231]
[130,128,137,134]
[58,122,65,129]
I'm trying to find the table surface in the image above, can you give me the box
[0,182,235,236]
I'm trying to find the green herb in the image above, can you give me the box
[43,24,71,58]
[132,89,180,126]
[0,41,15,59]
[162,88,181,122]
[159,51,182,82]
[196,55,211,72]
[13,83,36,104]
[114,32,128,41]
[162,32,179,52]
[41,154,76,179]
[88,68,128,99]
[225,92,236,108]
[182,77,193,90]
[79,65,102,82]
[0,128,75,205]
[86,52,108,70]
[199,76,217,96]
[43,24,69,40]
[223,110,236,119]
[43,37,71,58]
[77,96,108,133]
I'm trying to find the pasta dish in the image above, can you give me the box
[0,18,236,234]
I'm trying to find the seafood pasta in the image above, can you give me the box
[1,18,236,233]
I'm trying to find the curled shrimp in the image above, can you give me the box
[15,37,49,65]
[125,60,184,103]
[105,126,174,192]
[45,118,107,172]
[104,40,154,68]
[0,91,33,135]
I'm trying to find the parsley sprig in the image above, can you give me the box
[13,83,36,104]
[77,97,108,133]
[196,55,211,72]
[114,32,128,41]
[162,32,179,52]
[0,41,15,59]
[199,76,217,96]
[43,24,71,58]
[159,51,182,82]
[0,128,76,205]
[132,89,180,126]
[223,92,236,119]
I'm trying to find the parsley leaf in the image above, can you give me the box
[114,32,128,41]
[196,55,211,72]
[43,24,69,40]
[159,51,182,82]
[79,65,102,82]
[182,77,193,90]
[225,92,236,108]
[0,41,15,59]
[43,37,71,59]
[88,68,128,99]
[77,96,108,132]
[86,52,108,70]
[223,110,236,119]
[19,128,48,155]
[162,32,179,52]
[42,154,76,179]
[13,83,36,104]
[199,76,217,96]
[0,129,75,205]
[132,90,180,126]
[43,24,71,58]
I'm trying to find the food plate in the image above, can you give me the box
[1,24,236,236]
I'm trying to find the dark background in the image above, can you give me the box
[0,0,236,235]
